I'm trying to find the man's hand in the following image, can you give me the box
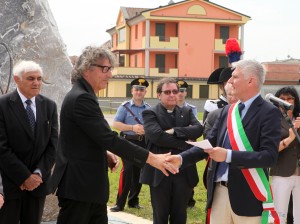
[132,124,145,135]
[0,194,4,209]
[165,128,174,135]
[107,151,120,173]
[204,147,227,162]
[146,152,179,176]
[165,155,182,169]
[21,174,43,191]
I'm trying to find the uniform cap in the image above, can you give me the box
[176,79,188,91]
[219,67,234,83]
[207,67,225,84]
[130,78,149,89]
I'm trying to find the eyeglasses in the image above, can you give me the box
[161,89,179,95]
[280,96,295,102]
[179,88,186,93]
[91,64,113,73]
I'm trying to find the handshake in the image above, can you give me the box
[146,152,182,176]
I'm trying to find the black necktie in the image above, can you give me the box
[216,103,245,179]
[25,99,35,134]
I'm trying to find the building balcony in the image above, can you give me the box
[112,67,178,78]
[142,36,179,50]
[149,68,178,77]
[112,67,145,76]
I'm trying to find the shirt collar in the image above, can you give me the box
[130,99,145,107]
[17,88,36,106]
[238,93,260,116]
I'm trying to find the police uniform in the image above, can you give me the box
[176,79,198,118]
[110,78,150,212]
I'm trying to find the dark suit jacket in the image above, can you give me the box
[50,78,149,204]
[181,96,281,216]
[0,90,58,199]
[140,103,203,187]
[203,108,222,138]
[270,114,300,177]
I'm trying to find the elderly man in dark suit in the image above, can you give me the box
[168,60,281,224]
[50,46,177,224]
[0,60,58,224]
[140,77,203,224]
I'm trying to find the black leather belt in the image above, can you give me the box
[123,134,144,141]
[216,181,228,187]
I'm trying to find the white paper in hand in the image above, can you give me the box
[186,139,213,151]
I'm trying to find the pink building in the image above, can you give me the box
[104,0,250,99]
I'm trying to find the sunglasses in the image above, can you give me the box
[161,89,179,95]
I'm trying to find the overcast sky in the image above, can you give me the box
[48,0,300,62]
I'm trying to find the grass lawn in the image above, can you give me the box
[108,160,207,224]
[107,112,207,223]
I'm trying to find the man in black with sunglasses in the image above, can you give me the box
[140,77,203,224]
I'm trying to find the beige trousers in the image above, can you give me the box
[210,184,261,224]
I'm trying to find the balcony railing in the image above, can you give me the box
[112,66,178,77]
[142,36,179,49]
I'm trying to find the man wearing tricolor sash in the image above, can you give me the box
[168,60,281,224]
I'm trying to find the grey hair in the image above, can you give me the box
[232,60,266,89]
[156,77,178,93]
[71,46,116,83]
[13,60,43,79]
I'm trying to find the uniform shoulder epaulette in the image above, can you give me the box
[121,101,130,106]
[144,102,151,107]
[204,99,220,112]
[186,102,196,108]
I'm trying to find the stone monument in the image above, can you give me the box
[0,0,72,109]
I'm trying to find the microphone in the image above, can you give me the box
[265,93,294,110]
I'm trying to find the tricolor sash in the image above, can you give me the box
[227,103,279,224]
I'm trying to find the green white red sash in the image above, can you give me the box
[227,103,279,224]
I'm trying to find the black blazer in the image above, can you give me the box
[50,78,149,204]
[0,90,58,199]
[181,96,281,216]
[270,114,300,177]
[140,103,203,187]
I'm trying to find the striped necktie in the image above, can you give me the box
[25,99,36,134]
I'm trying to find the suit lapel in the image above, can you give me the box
[9,90,34,140]
[240,95,263,128]
[35,95,45,144]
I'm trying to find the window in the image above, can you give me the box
[126,83,131,97]
[199,85,209,99]
[119,55,125,67]
[135,25,138,39]
[219,56,228,68]
[155,54,165,73]
[220,26,229,44]
[134,55,138,67]
[156,23,165,41]
[186,85,193,98]
[119,28,125,43]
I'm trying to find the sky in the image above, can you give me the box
[48,0,300,62]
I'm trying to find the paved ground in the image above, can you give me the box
[42,207,152,224]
